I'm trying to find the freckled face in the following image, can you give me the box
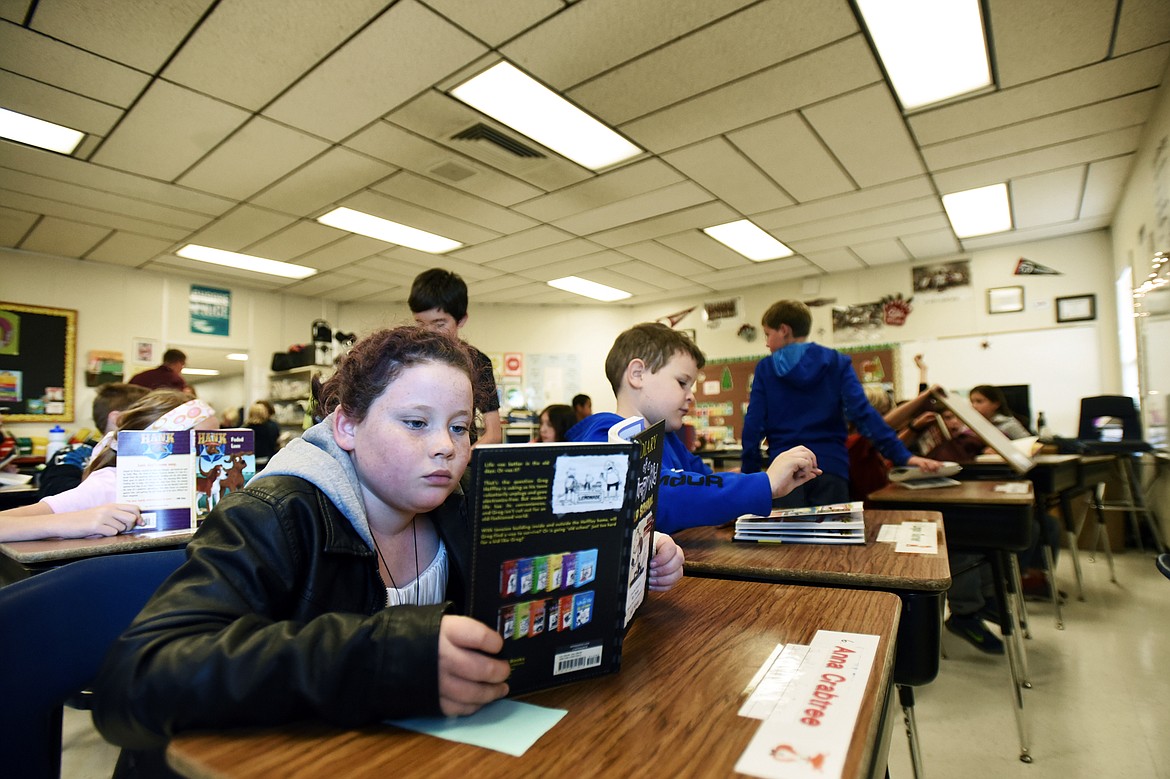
[969,391,997,420]
[412,308,465,338]
[639,352,698,432]
[333,361,472,524]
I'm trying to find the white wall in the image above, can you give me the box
[2,248,336,438]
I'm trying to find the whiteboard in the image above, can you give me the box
[898,327,1101,438]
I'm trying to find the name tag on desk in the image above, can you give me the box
[894,522,938,554]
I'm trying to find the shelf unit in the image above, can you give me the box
[268,365,333,432]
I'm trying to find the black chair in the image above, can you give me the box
[1076,396,1166,556]
[1158,553,1170,580]
[0,549,185,778]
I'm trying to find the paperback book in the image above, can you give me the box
[734,501,866,545]
[117,428,255,531]
[464,417,665,696]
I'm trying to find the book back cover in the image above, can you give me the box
[116,429,195,531]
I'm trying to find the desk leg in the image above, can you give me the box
[992,552,1032,763]
[1089,483,1119,582]
[898,685,924,779]
[1041,544,1064,630]
[1060,490,1087,601]
[1008,555,1033,645]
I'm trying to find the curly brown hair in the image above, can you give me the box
[316,326,483,423]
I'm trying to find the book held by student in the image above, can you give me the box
[734,501,865,545]
[464,417,664,695]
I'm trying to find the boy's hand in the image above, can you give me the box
[649,531,684,591]
[437,616,510,717]
[906,456,943,472]
[766,446,821,497]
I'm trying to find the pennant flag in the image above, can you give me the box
[656,306,696,327]
[1015,258,1060,275]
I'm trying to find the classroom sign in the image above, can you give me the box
[190,285,231,337]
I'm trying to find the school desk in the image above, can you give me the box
[866,480,1035,764]
[166,578,901,779]
[674,508,948,779]
[0,530,194,586]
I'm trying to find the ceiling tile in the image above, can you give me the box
[91,81,250,180]
[908,45,1169,145]
[501,0,757,89]
[755,177,937,231]
[803,247,864,273]
[280,269,367,298]
[552,181,713,236]
[931,127,1143,192]
[290,234,387,271]
[148,254,289,289]
[162,0,389,110]
[790,214,951,254]
[371,171,538,234]
[382,245,502,281]
[0,69,122,137]
[607,259,712,291]
[803,84,926,187]
[29,0,214,72]
[338,189,501,246]
[959,217,1111,251]
[989,0,1115,88]
[0,3,32,24]
[1010,166,1086,228]
[0,188,189,240]
[485,238,600,273]
[1080,155,1133,219]
[516,250,627,282]
[1113,0,1170,55]
[243,220,342,262]
[83,231,176,266]
[850,239,910,266]
[0,205,37,245]
[689,258,815,289]
[618,239,719,276]
[564,266,664,296]
[922,92,1155,171]
[587,201,739,248]
[0,22,149,106]
[513,159,683,222]
[729,113,854,202]
[657,229,752,270]
[620,36,881,153]
[186,204,296,250]
[898,229,961,260]
[18,214,110,257]
[250,146,397,217]
[569,0,857,124]
[451,224,575,263]
[662,138,794,214]
[347,120,544,206]
[777,197,944,243]
[263,0,486,141]
[178,117,330,201]
[421,0,562,47]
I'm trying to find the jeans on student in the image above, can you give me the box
[947,551,996,617]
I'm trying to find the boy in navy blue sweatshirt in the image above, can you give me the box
[566,323,820,533]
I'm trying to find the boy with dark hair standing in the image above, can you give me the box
[571,393,592,421]
[408,268,502,444]
[741,300,938,507]
[567,322,820,533]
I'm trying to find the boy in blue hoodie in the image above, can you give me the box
[741,300,939,507]
[566,322,821,533]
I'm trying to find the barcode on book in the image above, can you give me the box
[553,644,603,675]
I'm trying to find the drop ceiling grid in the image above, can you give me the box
[1112,0,1170,54]
[551,181,714,236]
[802,247,864,273]
[451,224,576,263]
[513,249,631,282]
[661,138,796,215]
[988,0,1117,88]
[291,234,397,271]
[851,239,911,266]
[754,176,937,231]
[585,201,739,249]
[511,159,683,222]
[0,187,189,241]
[380,246,504,282]
[1079,156,1134,219]
[605,259,716,291]
[728,112,856,203]
[84,232,176,266]
[261,0,487,143]
[184,204,297,251]
[656,230,750,271]
[618,240,723,276]
[338,189,503,246]
[790,213,952,255]
[370,170,540,235]
[1010,167,1086,229]
[19,214,110,257]
[248,147,398,218]
[775,196,944,244]
[566,266,670,297]
[0,69,123,137]
[242,220,345,262]
[483,238,605,274]
[420,0,564,48]
[897,230,961,260]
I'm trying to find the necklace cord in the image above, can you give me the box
[371,519,420,605]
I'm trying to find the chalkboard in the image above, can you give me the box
[0,302,77,422]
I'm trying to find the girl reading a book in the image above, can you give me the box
[92,325,685,774]
[0,391,217,543]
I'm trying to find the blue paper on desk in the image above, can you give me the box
[386,699,566,756]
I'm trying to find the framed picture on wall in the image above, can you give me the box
[1055,294,1096,323]
[987,286,1024,314]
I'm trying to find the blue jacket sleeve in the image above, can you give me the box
[656,434,773,532]
[740,360,768,474]
[840,362,914,466]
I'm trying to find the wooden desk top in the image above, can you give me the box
[676,509,950,592]
[868,480,1033,506]
[167,578,901,779]
[0,529,194,564]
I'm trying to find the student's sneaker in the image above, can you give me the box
[945,614,1005,655]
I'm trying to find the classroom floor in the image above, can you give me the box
[62,550,1169,779]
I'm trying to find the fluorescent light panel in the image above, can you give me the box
[856,0,991,110]
[176,244,317,279]
[451,62,642,171]
[181,368,220,376]
[703,220,794,261]
[942,183,1012,238]
[226,353,249,361]
[548,276,631,302]
[0,106,85,154]
[317,207,462,254]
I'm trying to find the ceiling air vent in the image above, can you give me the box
[451,123,545,159]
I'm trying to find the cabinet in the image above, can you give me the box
[268,366,332,432]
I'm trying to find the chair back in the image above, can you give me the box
[1077,395,1143,442]
[0,548,185,778]
[1158,553,1170,581]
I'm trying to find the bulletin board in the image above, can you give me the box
[691,355,765,441]
[0,302,77,422]
[838,343,901,397]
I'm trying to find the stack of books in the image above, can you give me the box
[733,501,865,544]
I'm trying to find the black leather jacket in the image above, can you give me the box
[92,474,473,751]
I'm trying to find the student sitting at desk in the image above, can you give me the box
[566,322,821,533]
[92,327,684,772]
[536,403,576,443]
[0,392,218,543]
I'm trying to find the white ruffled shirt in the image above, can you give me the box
[385,537,448,607]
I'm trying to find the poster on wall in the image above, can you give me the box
[838,343,900,399]
[190,285,231,336]
[831,302,884,343]
[911,259,972,302]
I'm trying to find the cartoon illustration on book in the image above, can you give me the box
[551,454,629,514]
